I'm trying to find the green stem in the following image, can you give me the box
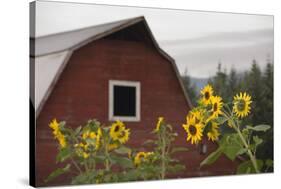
[161,131,166,179]
[105,157,110,171]
[70,157,83,174]
[84,159,89,173]
[91,152,96,171]
[224,103,233,116]
[105,138,110,171]
[234,125,259,173]
[223,111,260,173]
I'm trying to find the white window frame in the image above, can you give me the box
[109,80,141,122]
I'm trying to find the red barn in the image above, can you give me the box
[30,16,237,186]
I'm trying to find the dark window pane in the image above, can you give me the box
[113,85,136,116]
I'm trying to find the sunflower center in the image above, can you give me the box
[189,125,197,136]
[237,100,246,111]
[204,92,210,100]
[213,103,218,112]
[139,154,145,159]
[114,125,120,132]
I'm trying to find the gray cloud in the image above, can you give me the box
[170,40,273,77]
[160,28,273,47]
[158,28,273,77]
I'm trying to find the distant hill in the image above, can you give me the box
[190,77,209,93]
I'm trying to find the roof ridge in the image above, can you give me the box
[31,16,144,39]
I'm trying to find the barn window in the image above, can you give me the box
[109,80,140,122]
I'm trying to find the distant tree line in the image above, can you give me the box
[181,68,197,105]
[182,58,273,161]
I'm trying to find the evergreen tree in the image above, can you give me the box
[181,68,197,105]
[209,62,228,100]
[226,67,239,101]
[242,59,273,160]
[262,61,273,126]
[246,59,264,125]
[257,57,274,160]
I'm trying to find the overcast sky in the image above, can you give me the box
[35,0,273,78]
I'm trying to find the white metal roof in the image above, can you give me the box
[32,51,70,111]
[30,17,143,57]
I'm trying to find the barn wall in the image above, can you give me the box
[36,38,237,186]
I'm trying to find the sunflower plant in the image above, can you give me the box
[138,117,188,179]
[182,84,272,174]
[122,151,160,181]
[45,119,134,184]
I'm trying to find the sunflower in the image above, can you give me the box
[128,149,132,159]
[183,116,203,144]
[57,133,67,148]
[109,120,130,144]
[95,128,102,149]
[82,128,102,150]
[207,122,220,142]
[200,84,214,105]
[89,131,97,139]
[134,152,154,166]
[155,117,164,132]
[117,128,130,144]
[107,143,119,151]
[134,152,147,166]
[233,92,252,118]
[189,109,204,124]
[209,95,223,120]
[89,129,102,149]
[49,119,67,148]
[82,152,89,159]
[82,130,90,139]
[79,142,89,151]
[49,118,59,129]
[49,119,59,136]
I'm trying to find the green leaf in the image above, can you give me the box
[71,173,92,184]
[143,139,155,146]
[246,125,271,132]
[237,148,247,155]
[217,116,228,125]
[170,147,189,154]
[56,147,72,163]
[121,169,139,181]
[59,121,66,127]
[200,147,222,167]
[265,159,273,167]
[219,134,244,161]
[114,146,131,155]
[167,164,186,173]
[75,126,82,135]
[110,156,134,169]
[166,124,173,131]
[103,173,112,182]
[94,155,106,163]
[242,128,250,138]
[167,158,180,163]
[237,160,263,174]
[253,135,263,147]
[223,144,242,161]
[45,164,71,183]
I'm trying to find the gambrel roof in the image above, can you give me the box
[30,16,193,116]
